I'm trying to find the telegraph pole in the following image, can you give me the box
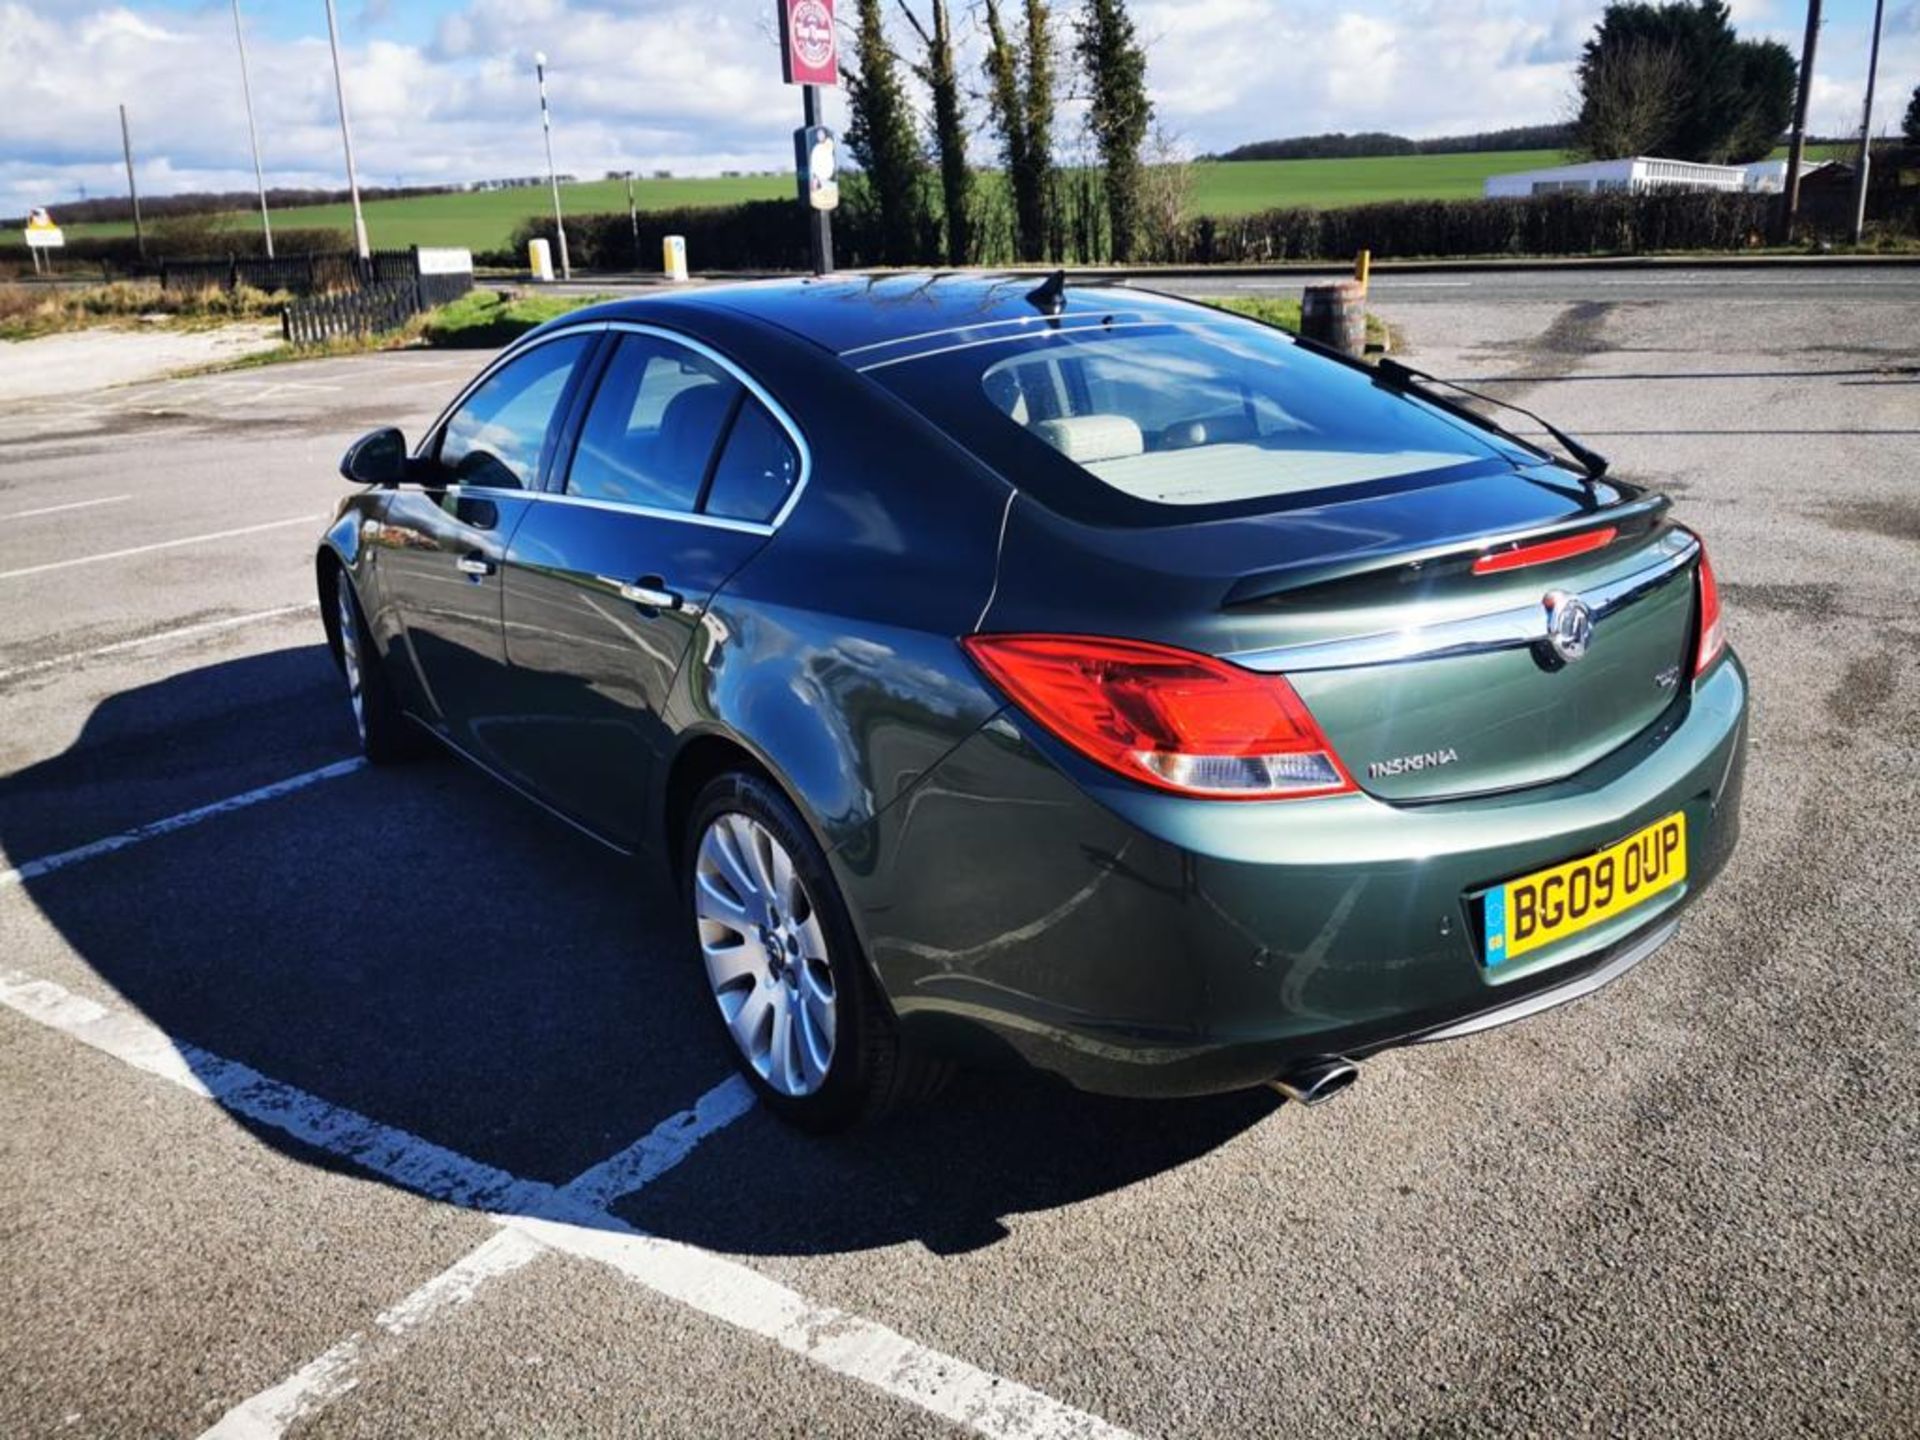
[1782,0,1821,242]
[231,0,274,257]
[535,53,571,281]
[322,0,370,260]
[1849,0,1887,244]
[119,104,145,260]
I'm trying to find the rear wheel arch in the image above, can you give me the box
[662,732,776,883]
[660,730,892,1006]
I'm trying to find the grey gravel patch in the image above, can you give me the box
[1718,581,1842,619]
[1816,497,1920,545]
[1825,651,1898,731]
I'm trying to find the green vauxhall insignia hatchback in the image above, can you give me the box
[320,275,1748,1129]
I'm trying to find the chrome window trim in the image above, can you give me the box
[414,322,609,465]
[410,319,811,537]
[444,482,777,537]
[1227,531,1700,675]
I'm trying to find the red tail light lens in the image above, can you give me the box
[1694,543,1726,677]
[963,634,1355,800]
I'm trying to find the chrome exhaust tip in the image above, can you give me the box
[1268,1058,1359,1107]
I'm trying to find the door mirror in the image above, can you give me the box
[341,427,409,487]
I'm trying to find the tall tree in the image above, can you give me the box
[1904,83,1920,146]
[984,0,1056,261]
[898,1,972,265]
[844,0,930,265]
[1075,0,1152,262]
[1574,1,1797,164]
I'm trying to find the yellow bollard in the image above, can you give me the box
[1354,248,1371,297]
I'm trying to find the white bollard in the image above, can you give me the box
[662,235,688,283]
[527,238,555,283]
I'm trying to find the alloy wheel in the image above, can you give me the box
[335,582,366,743]
[693,812,838,1097]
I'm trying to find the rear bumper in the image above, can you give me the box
[838,650,1748,1098]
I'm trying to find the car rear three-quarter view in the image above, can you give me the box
[318,275,1748,1130]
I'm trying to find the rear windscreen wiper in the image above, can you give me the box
[1374,356,1610,482]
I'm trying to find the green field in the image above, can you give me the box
[7,145,1852,255]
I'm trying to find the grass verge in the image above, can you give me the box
[418,289,614,348]
[1199,294,1391,348]
[0,280,289,341]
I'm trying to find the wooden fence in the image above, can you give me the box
[274,246,476,346]
[281,281,425,346]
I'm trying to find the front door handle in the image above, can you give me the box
[619,576,682,610]
[455,553,495,577]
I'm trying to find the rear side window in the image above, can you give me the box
[875,319,1530,522]
[567,334,741,511]
[704,399,800,524]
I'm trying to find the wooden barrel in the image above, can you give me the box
[1300,279,1366,356]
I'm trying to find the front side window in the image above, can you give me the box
[566,334,742,511]
[437,333,592,490]
[876,319,1531,521]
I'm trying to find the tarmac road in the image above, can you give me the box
[1141,258,1920,306]
[0,276,1916,1439]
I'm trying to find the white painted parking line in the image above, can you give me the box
[0,602,318,685]
[0,964,579,1218]
[0,514,324,582]
[0,494,133,521]
[3,962,1132,1438]
[197,1228,549,1440]
[521,1218,1137,1440]
[0,757,365,887]
[201,1078,756,1440]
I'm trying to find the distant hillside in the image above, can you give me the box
[1209,125,1575,162]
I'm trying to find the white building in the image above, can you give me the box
[1484,157,1750,198]
[1739,158,1836,193]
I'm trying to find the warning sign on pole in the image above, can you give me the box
[778,0,837,87]
[23,207,64,249]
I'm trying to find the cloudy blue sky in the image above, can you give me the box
[1,0,1914,216]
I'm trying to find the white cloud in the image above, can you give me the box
[1,0,1913,219]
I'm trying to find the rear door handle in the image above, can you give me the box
[619,576,682,610]
[455,553,495,577]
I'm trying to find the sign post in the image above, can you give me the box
[777,0,837,276]
[24,208,64,276]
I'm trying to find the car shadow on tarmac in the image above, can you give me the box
[0,646,1279,1256]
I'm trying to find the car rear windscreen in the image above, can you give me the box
[868,317,1535,523]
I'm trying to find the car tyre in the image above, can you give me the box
[332,566,425,766]
[685,770,949,1131]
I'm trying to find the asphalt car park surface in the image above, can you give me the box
[2,274,1917,1438]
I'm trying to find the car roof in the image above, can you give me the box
[550,273,1208,365]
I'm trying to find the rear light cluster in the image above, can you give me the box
[963,634,1354,801]
[1694,542,1726,677]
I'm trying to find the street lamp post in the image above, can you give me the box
[231,0,274,258]
[322,0,370,261]
[535,52,572,281]
[1849,0,1887,245]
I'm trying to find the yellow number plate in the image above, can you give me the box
[1483,812,1686,966]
